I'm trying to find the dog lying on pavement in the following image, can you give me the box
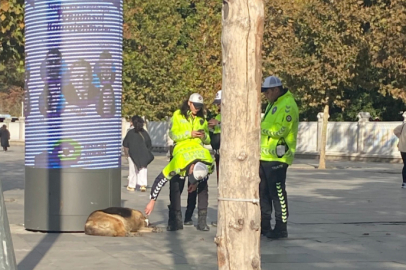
[84,207,160,237]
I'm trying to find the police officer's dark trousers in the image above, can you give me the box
[185,153,218,228]
[215,151,220,183]
[259,161,289,236]
[168,175,186,230]
[184,180,209,224]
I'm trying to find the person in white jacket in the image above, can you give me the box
[393,123,406,188]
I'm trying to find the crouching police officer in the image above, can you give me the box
[145,141,214,231]
[168,93,212,228]
[185,90,222,228]
[259,75,299,239]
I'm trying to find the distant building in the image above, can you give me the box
[0,114,18,122]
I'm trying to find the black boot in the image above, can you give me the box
[167,205,177,231]
[175,210,183,230]
[266,222,288,239]
[167,205,184,231]
[261,218,271,236]
[184,209,194,226]
[197,210,210,231]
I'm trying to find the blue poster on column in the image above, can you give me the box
[24,0,123,169]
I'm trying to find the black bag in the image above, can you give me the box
[140,132,154,165]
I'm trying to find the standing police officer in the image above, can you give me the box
[259,76,299,239]
[207,90,222,227]
[208,90,222,180]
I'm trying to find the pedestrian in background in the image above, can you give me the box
[393,122,406,188]
[0,125,10,152]
[259,75,299,239]
[123,115,154,192]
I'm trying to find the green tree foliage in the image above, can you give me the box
[0,0,25,115]
[0,0,25,91]
[362,0,406,101]
[1,0,405,120]
[0,85,23,116]
[263,0,406,121]
[182,1,222,102]
[264,0,366,119]
[122,0,222,120]
[123,0,189,120]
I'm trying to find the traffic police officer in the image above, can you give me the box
[207,90,222,227]
[144,141,214,232]
[260,76,299,239]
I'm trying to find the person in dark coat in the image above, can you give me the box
[122,116,154,192]
[0,125,10,151]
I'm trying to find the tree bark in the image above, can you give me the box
[215,0,264,269]
[318,104,329,169]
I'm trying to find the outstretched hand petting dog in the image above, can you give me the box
[145,200,156,216]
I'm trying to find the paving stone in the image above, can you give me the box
[2,146,406,270]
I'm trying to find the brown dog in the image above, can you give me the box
[84,207,157,237]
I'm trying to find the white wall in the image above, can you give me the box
[326,122,358,154]
[362,122,401,157]
[147,121,170,148]
[8,122,20,141]
[6,114,404,159]
[296,122,318,153]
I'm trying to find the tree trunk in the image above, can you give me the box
[215,1,264,270]
[318,104,329,169]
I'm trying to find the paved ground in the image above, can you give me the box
[1,146,406,270]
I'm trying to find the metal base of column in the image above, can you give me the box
[24,167,121,232]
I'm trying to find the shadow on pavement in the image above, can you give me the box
[17,233,60,270]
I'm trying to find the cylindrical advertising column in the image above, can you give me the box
[24,0,122,231]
